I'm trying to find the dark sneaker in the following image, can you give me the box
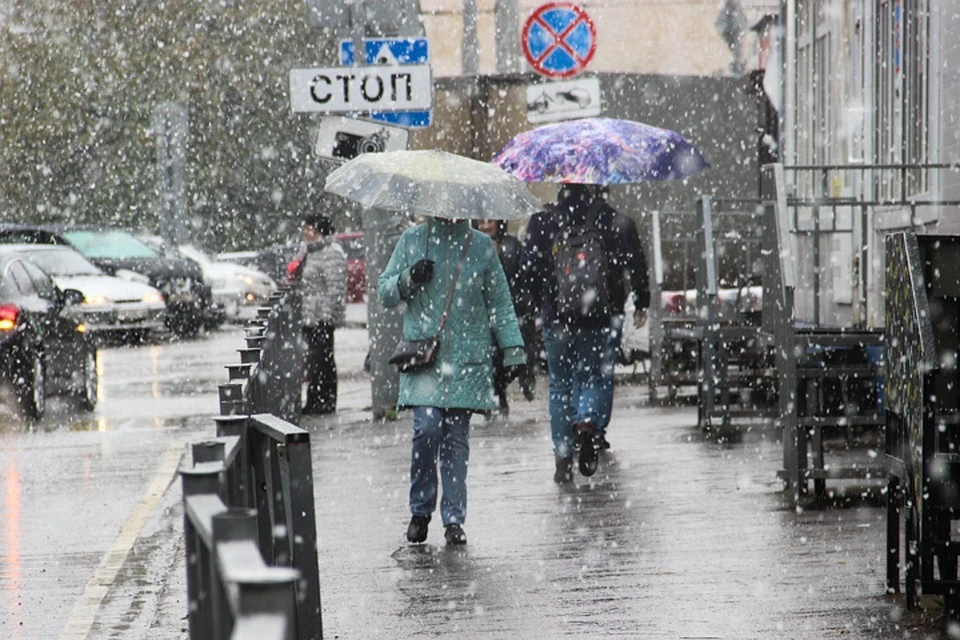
[596,435,611,450]
[554,456,573,483]
[406,514,431,543]
[444,523,467,546]
[576,428,598,477]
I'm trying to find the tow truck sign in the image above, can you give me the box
[289,64,432,113]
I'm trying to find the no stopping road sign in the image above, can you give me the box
[522,2,597,79]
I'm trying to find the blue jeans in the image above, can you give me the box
[596,314,625,437]
[409,407,471,526]
[543,324,606,458]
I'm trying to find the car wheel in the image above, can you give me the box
[75,348,98,411]
[17,352,45,420]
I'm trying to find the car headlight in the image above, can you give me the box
[84,294,109,306]
[142,291,165,305]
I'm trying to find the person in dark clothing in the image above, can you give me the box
[295,212,347,414]
[520,184,650,482]
[593,186,650,450]
[476,219,536,416]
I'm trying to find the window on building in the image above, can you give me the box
[876,0,930,199]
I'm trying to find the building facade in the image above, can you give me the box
[778,0,960,328]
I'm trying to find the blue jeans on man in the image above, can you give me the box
[409,407,471,526]
[543,324,606,458]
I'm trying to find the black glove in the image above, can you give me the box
[506,363,528,384]
[409,259,434,284]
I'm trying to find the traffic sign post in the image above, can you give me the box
[341,37,432,128]
[522,2,597,79]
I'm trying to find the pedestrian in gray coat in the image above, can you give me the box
[294,212,347,414]
[378,217,525,546]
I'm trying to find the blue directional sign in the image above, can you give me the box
[340,37,431,128]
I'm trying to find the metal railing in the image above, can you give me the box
[220,286,303,423]
[692,196,776,431]
[184,286,322,639]
[180,413,322,640]
[760,163,885,503]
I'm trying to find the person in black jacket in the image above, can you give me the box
[592,186,649,450]
[520,184,649,482]
[476,219,536,416]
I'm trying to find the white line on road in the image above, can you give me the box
[57,442,184,640]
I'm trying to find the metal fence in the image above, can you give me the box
[181,413,322,640]
[760,164,885,503]
[219,286,303,422]
[183,285,322,639]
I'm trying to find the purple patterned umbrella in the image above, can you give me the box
[491,117,709,184]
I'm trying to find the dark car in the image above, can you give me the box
[0,225,212,337]
[336,232,366,303]
[0,247,97,418]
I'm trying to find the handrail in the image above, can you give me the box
[245,287,303,423]
[219,286,303,423]
[182,414,323,640]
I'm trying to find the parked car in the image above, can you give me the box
[336,232,366,303]
[6,244,166,340]
[221,233,365,303]
[143,239,275,320]
[219,241,300,285]
[0,225,211,338]
[0,246,97,418]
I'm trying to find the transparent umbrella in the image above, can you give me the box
[324,149,542,220]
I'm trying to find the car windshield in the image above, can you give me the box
[26,248,102,276]
[64,230,159,260]
[178,245,212,265]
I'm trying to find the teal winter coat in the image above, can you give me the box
[378,219,525,411]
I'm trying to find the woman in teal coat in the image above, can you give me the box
[378,217,525,546]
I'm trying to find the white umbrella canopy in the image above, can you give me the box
[324,149,542,220]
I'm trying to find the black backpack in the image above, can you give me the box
[552,199,610,323]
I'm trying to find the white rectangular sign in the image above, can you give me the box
[289,64,432,113]
[526,77,601,124]
[314,116,409,161]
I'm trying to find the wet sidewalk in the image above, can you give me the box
[142,330,945,640]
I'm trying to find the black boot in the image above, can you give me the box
[406,514,431,543]
[444,523,467,546]
[554,455,573,483]
[576,423,598,477]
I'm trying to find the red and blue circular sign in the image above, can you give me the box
[522,2,597,79]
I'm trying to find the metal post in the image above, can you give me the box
[495,0,520,73]
[362,206,407,418]
[211,509,259,640]
[695,196,717,429]
[463,0,479,75]
[151,102,188,248]
[649,211,664,402]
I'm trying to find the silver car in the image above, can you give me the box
[11,244,167,338]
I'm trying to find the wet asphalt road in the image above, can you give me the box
[0,308,952,639]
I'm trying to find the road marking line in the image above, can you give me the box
[57,442,184,640]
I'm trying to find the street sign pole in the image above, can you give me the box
[152,101,187,249]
